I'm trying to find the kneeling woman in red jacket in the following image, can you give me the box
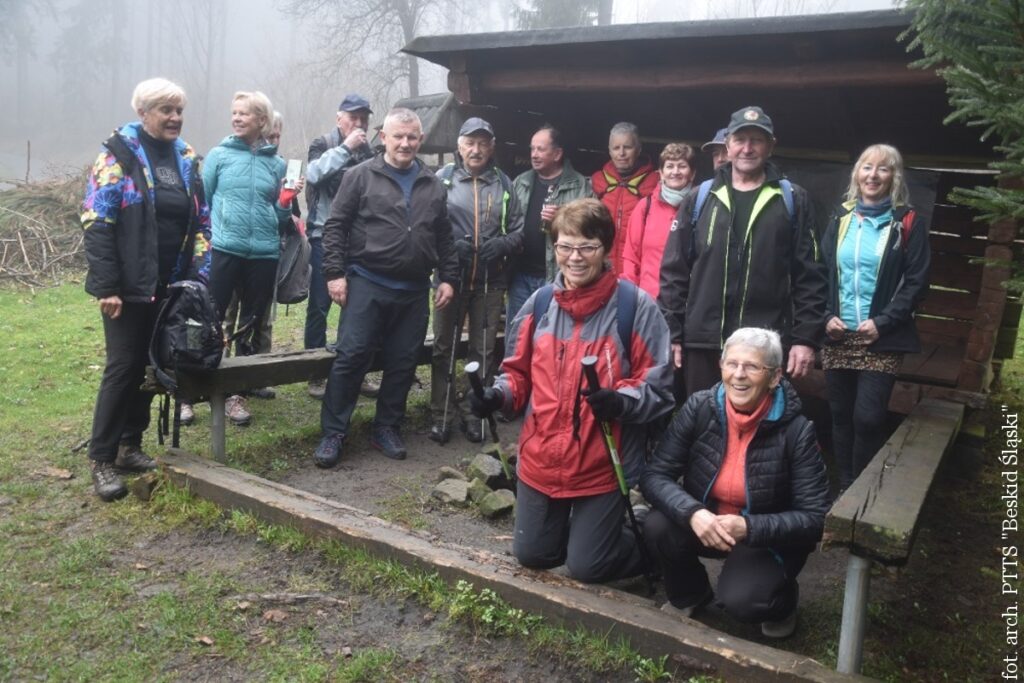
[472,198,674,583]
[641,327,830,638]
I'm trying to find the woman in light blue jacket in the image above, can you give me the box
[203,90,299,424]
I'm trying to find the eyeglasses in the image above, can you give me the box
[553,243,603,257]
[721,360,776,376]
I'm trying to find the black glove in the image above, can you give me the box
[470,386,504,419]
[584,388,626,422]
[455,238,475,266]
[477,238,505,264]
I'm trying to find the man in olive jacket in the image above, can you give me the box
[313,108,459,466]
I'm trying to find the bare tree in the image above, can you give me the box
[282,0,461,99]
[513,0,611,28]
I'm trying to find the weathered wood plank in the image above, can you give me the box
[159,449,865,683]
[824,399,963,565]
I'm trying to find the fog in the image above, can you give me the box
[0,0,896,183]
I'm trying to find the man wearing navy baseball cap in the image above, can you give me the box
[659,106,826,397]
[304,94,375,399]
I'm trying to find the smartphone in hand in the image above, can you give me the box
[285,159,303,189]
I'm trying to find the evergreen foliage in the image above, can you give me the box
[902,0,1024,289]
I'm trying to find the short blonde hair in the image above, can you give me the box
[846,144,910,206]
[233,91,274,138]
[131,78,187,114]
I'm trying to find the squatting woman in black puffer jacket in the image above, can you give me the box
[640,327,829,639]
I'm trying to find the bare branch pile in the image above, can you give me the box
[0,174,86,288]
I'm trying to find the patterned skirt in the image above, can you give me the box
[821,331,901,374]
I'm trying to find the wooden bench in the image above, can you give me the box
[822,397,964,674]
[150,332,494,462]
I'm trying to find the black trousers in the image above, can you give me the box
[513,479,645,584]
[320,276,430,437]
[825,368,897,489]
[644,509,810,622]
[209,249,277,357]
[682,348,722,399]
[88,300,160,463]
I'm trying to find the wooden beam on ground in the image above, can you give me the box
[159,449,866,683]
[824,398,964,565]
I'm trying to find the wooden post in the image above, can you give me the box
[837,554,871,674]
[209,392,226,462]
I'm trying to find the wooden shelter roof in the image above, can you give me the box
[403,10,995,166]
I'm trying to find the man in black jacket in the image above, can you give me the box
[313,108,459,466]
[658,106,827,399]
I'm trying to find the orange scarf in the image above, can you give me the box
[710,393,772,515]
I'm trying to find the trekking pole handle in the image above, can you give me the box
[581,355,602,393]
[465,361,485,398]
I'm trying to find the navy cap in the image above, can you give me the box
[701,127,728,151]
[727,106,774,137]
[338,94,372,113]
[459,117,494,137]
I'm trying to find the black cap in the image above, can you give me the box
[726,106,774,137]
[338,94,372,113]
[701,127,728,151]
[458,117,494,137]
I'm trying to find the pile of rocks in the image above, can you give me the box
[431,443,516,518]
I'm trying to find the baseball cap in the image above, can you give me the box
[459,117,494,137]
[726,106,774,137]
[338,94,372,113]
[701,127,728,151]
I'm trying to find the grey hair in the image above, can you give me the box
[232,91,275,138]
[383,107,422,130]
[271,110,283,132]
[131,77,187,113]
[721,327,783,369]
[609,121,640,146]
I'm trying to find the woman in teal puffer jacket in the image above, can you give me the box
[203,90,299,424]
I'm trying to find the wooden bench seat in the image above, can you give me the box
[822,397,964,673]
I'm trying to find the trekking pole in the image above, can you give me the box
[465,360,515,488]
[438,269,466,445]
[479,259,490,442]
[581,355,657,595]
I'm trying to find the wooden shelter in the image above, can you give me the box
[404,9,1021,411]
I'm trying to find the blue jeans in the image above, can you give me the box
[304,235,333,350]
[506,271,547,340]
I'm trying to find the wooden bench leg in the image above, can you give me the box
[209,392,226,463]
[837,553,871,674]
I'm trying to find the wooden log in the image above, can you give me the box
[824,399,963,565]
[919,385,987,409]
[887,382,921,415]
[926,233,987,258]
[916,289,977,322]
[987,220,1019,244]
[956,358,990,392]
[158,450,861,683]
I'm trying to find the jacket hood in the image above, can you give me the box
[217,134,278,155]
[713,377,803,427]
[116,121,191,157]
[600,156,656,182]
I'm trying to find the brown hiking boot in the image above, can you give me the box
[308,379,326,400]
[91,461,127,502]
[115,444,157,473]
[225,394,251,426]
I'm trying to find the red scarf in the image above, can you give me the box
[711,392,772,515]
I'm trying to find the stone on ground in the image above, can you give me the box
[437,466,467,482]
[479,489,515,518]
[466,453,504,487]
[468,477,491,504]
[432,479,470,506]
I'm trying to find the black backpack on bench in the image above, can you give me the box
[148,280,225,446]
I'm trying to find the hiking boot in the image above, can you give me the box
[91,461,127,502]
[660,588,713,619]
[360,378,380,398]
[371,425,407,460]
[461,418,484,444]
[762,608,798,639]
[115,444,157,473]
[428,423,452,444]
[179,402,195,426]
[762,584,799,639]
[251,387,276,399]
[308,379,326,400]
[313,434,345,469]
[225,394,251,426]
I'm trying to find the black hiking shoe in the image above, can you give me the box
[91,461,127,502]
[313,434,345,469]
[461,418,484,444]
[428,423,452,444]
[115,445,157,473]
[371,425,407,460]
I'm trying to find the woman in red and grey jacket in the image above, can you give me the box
[471,199,674,583]
[591,122,659,275]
